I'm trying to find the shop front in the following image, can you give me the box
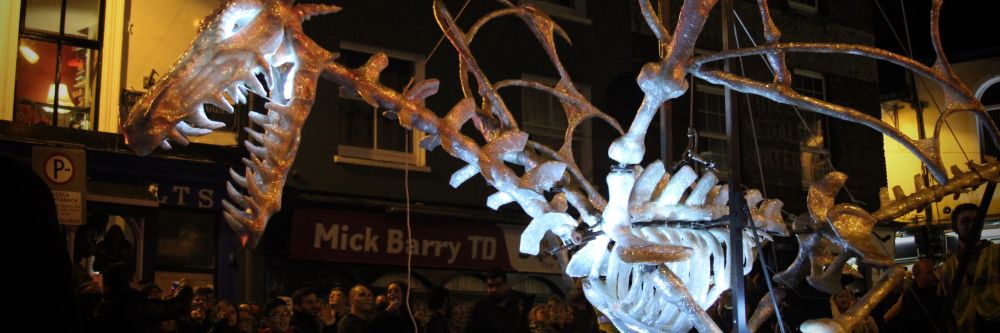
[262,207,570,313]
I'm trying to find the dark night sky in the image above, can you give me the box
[872,0,1000,99]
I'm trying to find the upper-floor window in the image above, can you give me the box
[692,84,729,174]
[977,81,1000,161]
[333,43,427,170]
[793,69,831,186]
[12,0,104,131]
[788,0,819,14]
[520,74,593,181]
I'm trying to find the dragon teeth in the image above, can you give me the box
[168,127,190,145]
[244,76,268,98]
[211,93,235,113]
[177,121,213,136]
[229,168,248,188]
[159,139,173,150]
[248,111,269,126]
[188,105,227,129]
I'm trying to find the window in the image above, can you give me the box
[692,84,730,174]
[788,0,819,14]
[12,0,104,130]
[793,69,832,186]
[526,0,589,24]
[2,0,126,133]
[333,43,427,170]
[521,74,594,181]
[976,81,1000,161]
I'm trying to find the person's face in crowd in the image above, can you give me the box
[296,293,322,316]
[148,287,162,300]
[559,305,573,326]
[833,291,854,312]
[350,286,374,312]
[329,290,345,307]
[375,294,386,305]
[485,277,508,299]
[218,302,238,326]
[191,307,206,322]
[266,304,291,332]
[159,319,176,332]
[954,209,982,244]
[913,259,939,288]
[192,296,206,311]
[386,283,402,305]
[238,308,254,332]
[530,306,547,323]
[450,304,464,321]
[279,296,294,311]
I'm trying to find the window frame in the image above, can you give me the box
[1,0,126,134]
[792,69,832,187]
[788,0,819,14]
[519,73,594,182]
[976,78,1000,162]
[333,42,429,172]
[690,83,730,175]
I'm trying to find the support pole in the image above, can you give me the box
[658,0,672,164]
[722,0,749,331]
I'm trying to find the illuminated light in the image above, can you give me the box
[19,45,39,64]
[44,83,74,114]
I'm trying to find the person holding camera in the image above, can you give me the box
[92,263,194,332]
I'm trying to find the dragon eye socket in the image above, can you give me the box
[220,8,261,39]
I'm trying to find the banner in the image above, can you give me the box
[290,209,562,273]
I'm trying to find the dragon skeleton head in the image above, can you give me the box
[124,0,340,246]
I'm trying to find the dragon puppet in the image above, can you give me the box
[124,0,1000,332]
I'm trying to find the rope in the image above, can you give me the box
[404,132,417,332]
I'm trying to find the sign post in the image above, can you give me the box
[32,146,87,226]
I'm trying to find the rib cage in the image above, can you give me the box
[580,226,760,333]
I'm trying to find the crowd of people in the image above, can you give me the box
[69,266,602,333]
[62,204,999,333]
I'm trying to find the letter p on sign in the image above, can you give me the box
[44,154,74,185]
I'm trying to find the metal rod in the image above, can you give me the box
[722,0,749,331]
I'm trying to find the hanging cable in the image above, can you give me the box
[422,0,473,68]
[742,198,787,333]
[899,0,915,57]
[732,10,858,203]
[731,18,768,198]
[404,131,417,332]
[872,0,973,165]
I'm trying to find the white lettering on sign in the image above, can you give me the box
[386,229,463,264]
[44,155,74,185]
[198,189,214,208]
[52,190,83,225]
[313,224,380,253]
[467,235,496,260]
[313,224,484,264]
[157,185,217,209]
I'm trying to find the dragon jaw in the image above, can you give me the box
[123,0,340,247]
[124,0,287,155]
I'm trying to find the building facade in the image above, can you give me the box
[2,0,889,309]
